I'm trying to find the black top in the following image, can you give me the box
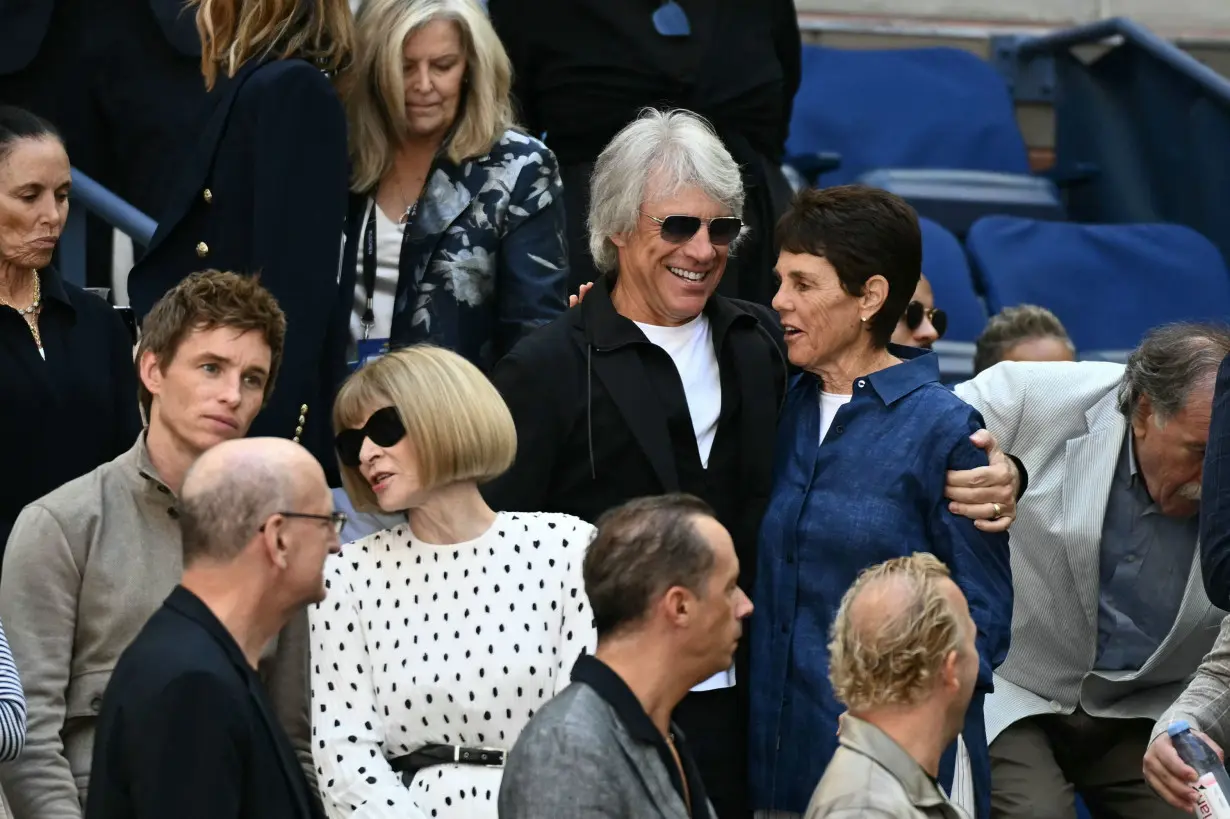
[0,267,141,559]
[86,586,321,819]
[483,276,786,595]
[571,654,713,819]
[488,0,801,167]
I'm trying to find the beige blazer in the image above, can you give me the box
[955,362,1224,744]
[804,716,968,818]
[0,436,314,818]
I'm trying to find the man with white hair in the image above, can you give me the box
[953,323,1230,819]
[807,552,979,818]
[483,108,1022,819]
[85,438,342,818]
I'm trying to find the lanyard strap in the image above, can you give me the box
[360,201,378,341]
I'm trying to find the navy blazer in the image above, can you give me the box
[1202,353,1230,607]
[339,129,568,371]
[86,586,321,819]
[129,58,351,479]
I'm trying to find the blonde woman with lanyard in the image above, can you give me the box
[339,0,568,373]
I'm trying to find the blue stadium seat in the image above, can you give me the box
[784,46,1065,236]
[965,216,1230,352]
[920,217,986,343]
[787,46,1032,185]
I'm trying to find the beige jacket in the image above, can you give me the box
[804,717,969,819]
[0,435,314,819]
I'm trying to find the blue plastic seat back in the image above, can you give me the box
[787,46,1031,186]
[966,216,1230,351]
[920,217,986,342]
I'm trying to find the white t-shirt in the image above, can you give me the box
[347,198,403,360]
[634,314,721,467]
[635,314,733,692]
[819,390,853,445]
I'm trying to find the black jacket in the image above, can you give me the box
[0,268,140,560]
[86,586,322,819]
[129,58,351,480]
[483,276,787,593]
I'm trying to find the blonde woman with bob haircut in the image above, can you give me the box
[336,0,567,377]
[310,345,596,818]
[129,0,355,481]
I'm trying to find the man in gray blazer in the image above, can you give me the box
[805,552,977,819]
[0,271,315,819]
[499,494,753,819]
[953,322,1230,818]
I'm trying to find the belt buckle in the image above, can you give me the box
[458,746,505,767]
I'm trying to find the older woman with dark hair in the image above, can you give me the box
[0,105,140,558]
[748,186,1013,819]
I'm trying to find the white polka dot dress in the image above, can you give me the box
[309,512,596,819]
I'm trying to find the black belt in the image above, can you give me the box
[389,744,506,780]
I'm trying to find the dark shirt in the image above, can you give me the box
[1095,431,1198,670]
[86,586,319,819]
[488,0,801,167]
[749,346,1013,814]
[0,267,140,561]
[572,654,712,819]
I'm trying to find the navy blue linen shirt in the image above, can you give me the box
[748,346,1013,815]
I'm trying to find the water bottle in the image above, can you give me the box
[1169,720,1230,818]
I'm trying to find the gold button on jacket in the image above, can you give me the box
[195,241,209,258]
[203,188,213,204]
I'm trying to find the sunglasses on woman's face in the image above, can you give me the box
[641,212,744,246]
[334,406,406,467]
[905,300,948,339]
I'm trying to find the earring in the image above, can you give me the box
[859,316,867,323]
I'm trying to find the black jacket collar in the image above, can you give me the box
[572,654,713,819]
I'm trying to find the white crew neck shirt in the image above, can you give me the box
[634,314,721,467]
[818,390,853,445]
[635,313,733,692]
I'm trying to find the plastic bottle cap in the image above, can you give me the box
[1168,720,1192,737]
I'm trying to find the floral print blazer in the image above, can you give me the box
[341,129,569,371]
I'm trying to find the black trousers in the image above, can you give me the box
[673,686,750,819]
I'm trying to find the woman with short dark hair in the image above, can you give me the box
[0,105,140,557]
[748,185,1013,819]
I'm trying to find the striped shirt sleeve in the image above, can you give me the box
[0,616,27,760]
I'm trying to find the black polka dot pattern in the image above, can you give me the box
[310,512,596,817]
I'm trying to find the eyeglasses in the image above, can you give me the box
[641,212,743,246]
[334,406,406,467]
[262,511,349,536]
[905,300,948,339]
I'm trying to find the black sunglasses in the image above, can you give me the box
[259,510,348,536]
[334,406,406,467]
[641,212,743,246]
[905,300,948,339]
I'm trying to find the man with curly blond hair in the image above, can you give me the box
[804,553,979,819]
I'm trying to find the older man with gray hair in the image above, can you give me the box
[951,322,1230,819]
[85,437,343,818]
[484,107,1023,819]
[806,552,979,818]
